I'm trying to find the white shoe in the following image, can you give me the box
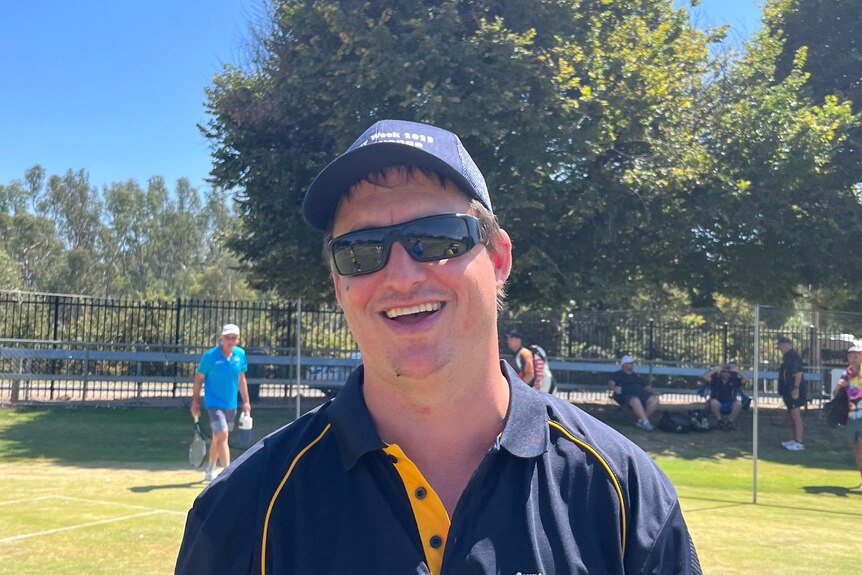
[780,440,796,448]
[204,466,215,482]
[636,419,653,431]
[783,441,805,451]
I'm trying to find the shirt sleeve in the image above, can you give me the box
[632,500,703,574]
[175,446,264,574]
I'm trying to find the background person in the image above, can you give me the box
[608,355,659,430]
[777,335,806,451]
[701,363,747,430]
[505,329,536,389]
[832,344,862,489]
[176,119,699,574]
[189,323,251,482]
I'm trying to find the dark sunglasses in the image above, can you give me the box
[329,213,485,277]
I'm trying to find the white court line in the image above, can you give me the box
[0,496,56,506]
[0,511,161,543]
[53,495,186,516]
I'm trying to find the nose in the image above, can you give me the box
[380,240,429,287]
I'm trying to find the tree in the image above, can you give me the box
[0,245,22,290]
[772,0,862,111]
[205,0,718,308]
[676,1,862,306]
[770,0,862,196]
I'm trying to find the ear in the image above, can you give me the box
[489,228,512,290]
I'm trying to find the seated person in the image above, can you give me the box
[700,363,749,430]
[608,355,659,431]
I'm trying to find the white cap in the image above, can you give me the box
[221,324,240,337]
[849,344,862,353]
[620,355,635,365]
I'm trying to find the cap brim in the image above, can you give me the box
[303,143,478,231]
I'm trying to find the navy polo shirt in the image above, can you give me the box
[708,373,742,404]
[610,369,648,396]
[176,362,700,574]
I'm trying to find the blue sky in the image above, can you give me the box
[0,1,764,193]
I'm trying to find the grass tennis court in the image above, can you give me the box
[0,402,859,574]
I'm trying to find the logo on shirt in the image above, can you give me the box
[516,571,543,575]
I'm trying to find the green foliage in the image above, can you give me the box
[685,2,862,306]
[0,165,257,301]
[771,0,862,112]
[205,0,718,308]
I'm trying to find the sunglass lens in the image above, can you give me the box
[331,233,387,276]
[331,214,482,276]
[402,217,472,262]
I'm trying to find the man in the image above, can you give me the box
[189,323,251,481]
[777,335,806,451]
[831,344,862,488]
[505,329,536,389]
[176,120,700,574]
[701,363,748,430]
[608,355,660,430]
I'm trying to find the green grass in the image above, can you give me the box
[0,402,859,574]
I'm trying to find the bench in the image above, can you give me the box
[546,360,823,405]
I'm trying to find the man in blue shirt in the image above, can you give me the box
[176,120,700,573]
[190,323,251,481]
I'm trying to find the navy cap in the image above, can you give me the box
[777,336,792,345]
[507,329,523,339]
[302,119,492,231]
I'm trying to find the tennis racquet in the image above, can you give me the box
[189,415,208,469]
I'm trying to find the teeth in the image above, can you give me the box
[385,302,441,319]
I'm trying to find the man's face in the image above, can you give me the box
[720,369,730,381]
[849,350,862,365]
[331,169,511,381]
[506,335,521,353]
[221,334,239,352]
[621,362,634,374]
[778,342,791,354]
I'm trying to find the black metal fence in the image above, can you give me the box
[0,292,354,354]
[1,291,858,370]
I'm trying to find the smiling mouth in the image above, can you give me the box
[384,302,442,320]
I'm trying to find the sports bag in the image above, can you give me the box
[530,345,556,394]
[658,411,690,433]
[823,387,849,427]
[688,409,711,432]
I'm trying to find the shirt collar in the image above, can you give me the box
[498,361,550,458]
[327,361,550,470]
[327,365,386,471]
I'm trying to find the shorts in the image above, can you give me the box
[615,390,655,407]
[207,408,236,433]
[848,409,862,442]
[712,399,738,415]
[781,392,807,410]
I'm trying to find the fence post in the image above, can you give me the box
[722,322,729,365]
[172,298,182,397]
[50,295,60,399]
[648,318,655,361]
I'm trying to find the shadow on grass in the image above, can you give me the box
[803,485,862,497]
[680,494,862,518]
[0,400,854,473]
[130,481,203,492]
[579,402,855,471]
[0,404,302,469]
